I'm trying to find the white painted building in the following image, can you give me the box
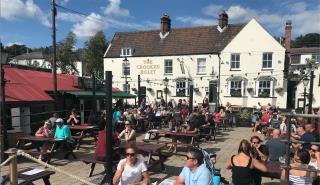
[289,47,320,110]
[104,11,287,108]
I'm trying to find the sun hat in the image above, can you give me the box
[55,118,64,124]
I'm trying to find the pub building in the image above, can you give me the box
[104,11,288,109]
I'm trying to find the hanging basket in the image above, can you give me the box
[247,87,253,92]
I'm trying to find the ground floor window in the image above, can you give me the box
[256,80,274,97]
[230,81,242,97]
[175,79,190,97]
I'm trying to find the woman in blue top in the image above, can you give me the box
[54,118,73,143]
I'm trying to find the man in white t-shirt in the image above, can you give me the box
[113,146,150,185]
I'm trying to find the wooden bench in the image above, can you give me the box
[81,157,119,177]
[2,168,55,185]
[72,135,85,150]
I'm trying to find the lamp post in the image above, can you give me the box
[189,80,194,113]
[308,68,315,114]
[163,77,169,107]
[123,57,129,107]
[217,54,223,109]
[302,77,309,114]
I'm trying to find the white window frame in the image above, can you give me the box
[175,79,190,97]
[312,54,320,63]
[122,62,130,76]
[123,83,130,93]
[230,54,240,69]
[227,80,245,96]
[262,52,273,69]
[164,59,173,74]
[120,48,132,57]
[255,80,274,97]
[197,58,206,74]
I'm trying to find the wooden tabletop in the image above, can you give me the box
[18,168,55,182]
[120,142,166,153]
[68,125,95,130]
[18,136,55,142]
[148,130,197,137]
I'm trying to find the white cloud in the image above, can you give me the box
[103,0,130,17]
[176,16,215,26]
[72,13,107,39]
[202,5,223,17]
[58,0,70,6]
[290,2,307,13]
[0,0,50,27]
[57,12,83,23]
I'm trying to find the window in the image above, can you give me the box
[231,54,240,69]
[197,58,206,74]
[230,81,242,97]
[123,83,130,93]
[122,62,130,76]
[258,81,271,97]
[175,79,190,97]
[121,48,132,56]
[164,60,173,74]
[262,53,272,68]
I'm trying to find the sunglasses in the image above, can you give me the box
[252,142,259,144]
[186,156,195,160]
[126,153,135,157]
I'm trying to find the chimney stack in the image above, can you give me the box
[284,20,292,50]
[160,14,171,33]
[218,10,228,29]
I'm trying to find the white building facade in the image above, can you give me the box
[104,12,287,108]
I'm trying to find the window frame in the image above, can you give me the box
[175,79,190,97]
[258,80,271,97]
[196,58,206,74]
[123,83,130,94]
[230,81,242,97]
[230,53,240,70]
[164,59,173,75]
[120,48,132,57]
[262,52,273,69]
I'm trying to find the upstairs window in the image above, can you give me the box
[197,58,206,74]
[262,53,273,69]
[231,54,240,69]
[122,62,130,76]
[121,48,132,56]
[164,60,173,74]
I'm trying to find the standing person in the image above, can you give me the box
[174,148,212,185]
[226,140,267,185]
[280,149,316,185]
[118,120,136,143]
[113,108,122,129]
[113,145,150,185]
[265,129,286,161]
[67,108,80,125]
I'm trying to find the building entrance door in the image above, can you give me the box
[209,81,217,103]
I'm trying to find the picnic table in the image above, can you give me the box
[120,142,166,170]
[261,161,282,179]
[68,125,97,150]
[2,168,55,185]
[16,136,76,163]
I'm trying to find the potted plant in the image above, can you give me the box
[236,108,252,127]
[259,91,270,98]
[131,87,137,91]
[147,87,153,92]
[247,87,253,93]
[231,91,241,97]
[275,87,283,93]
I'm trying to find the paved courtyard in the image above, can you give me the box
[0,127,281,185]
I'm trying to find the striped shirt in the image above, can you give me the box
[289,175,314,185]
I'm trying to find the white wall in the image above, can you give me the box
[104,18,287,108]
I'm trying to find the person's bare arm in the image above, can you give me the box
[35,129,44,137]
[226,160,232,170]
[174,176,184,185]
[118,130,125,139]
[186,128,198,134]
[127,130,136,141]
[113,161,125,185]
[280,169,286,180]
[252,159,268,172]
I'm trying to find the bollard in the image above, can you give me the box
[5,148,18,185]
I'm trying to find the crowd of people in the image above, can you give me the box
[30,99,320,185]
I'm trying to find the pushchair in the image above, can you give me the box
[200,148,229,185]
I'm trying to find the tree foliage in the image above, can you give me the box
[83,31,108,78]
[4,44,31,58]
[292,33,320,48]
[56,32,78,74]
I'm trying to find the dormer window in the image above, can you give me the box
[121,48,133,57]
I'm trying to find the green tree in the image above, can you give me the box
[56,32,78,74]
[83,31,108,78]
[4,44,31,58]
[292,33,320,48]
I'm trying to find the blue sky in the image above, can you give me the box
[1,0,319,48]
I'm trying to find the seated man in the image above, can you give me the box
[292,126,315,150]
[174,148,212,185]
[265,129,286,161]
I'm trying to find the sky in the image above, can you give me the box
[1,0,320,48]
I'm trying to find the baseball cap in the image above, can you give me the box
[55,118,64,124]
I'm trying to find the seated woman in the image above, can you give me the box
[35,120,54,160]
[226,139,268,185]
[113,145,150,185]
[118,120,136,143]
[54,118,75,153]
[281,149,316,185]
[67,108,80,125]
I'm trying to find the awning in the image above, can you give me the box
[62,90,136,99]
[255,75,276,81]
[226,76,247,81]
